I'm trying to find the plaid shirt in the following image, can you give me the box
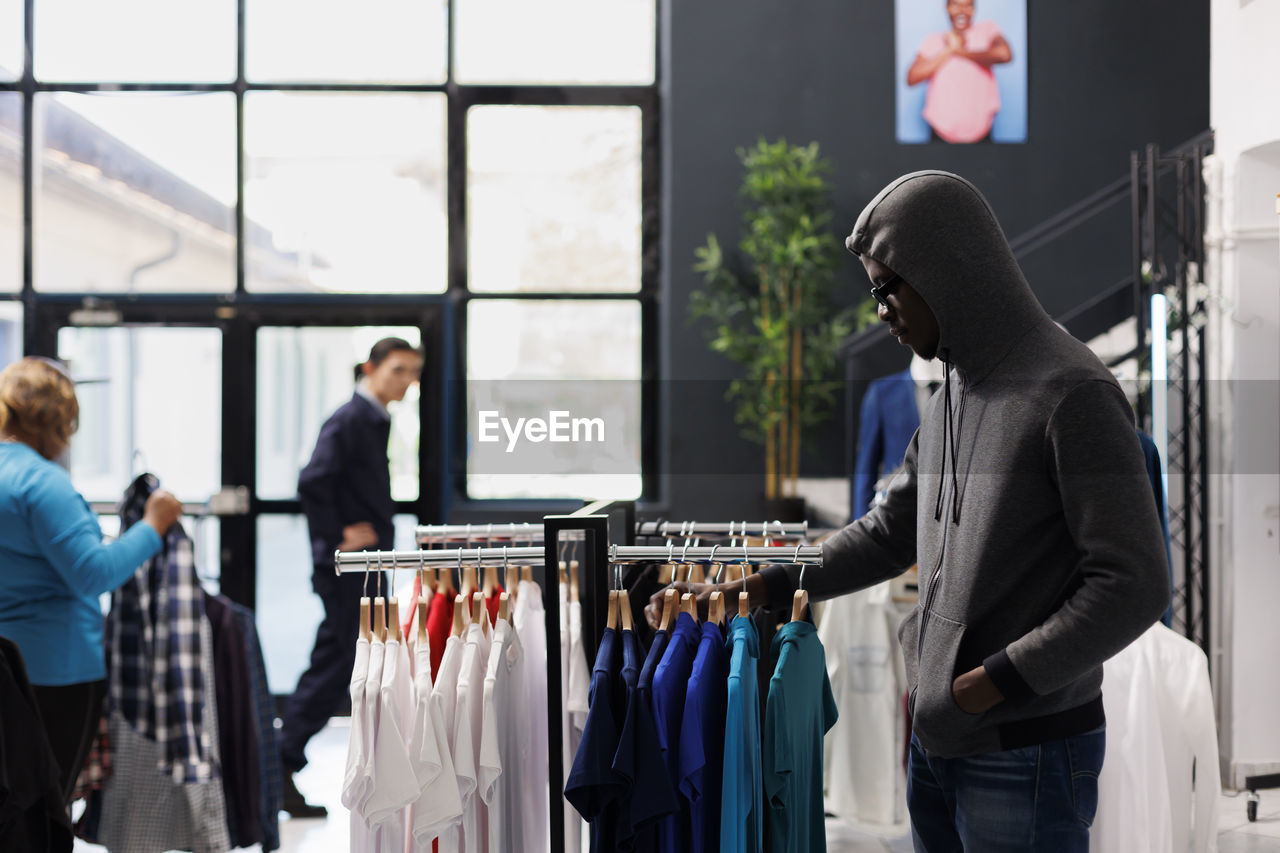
[71,713,111,800]
[108,475,213,784]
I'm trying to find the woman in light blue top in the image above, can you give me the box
[0,356,182,805]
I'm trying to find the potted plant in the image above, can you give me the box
[691,138,871,520]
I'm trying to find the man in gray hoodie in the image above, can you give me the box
[652,171,1169,850]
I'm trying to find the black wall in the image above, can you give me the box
[657,0,1209,520]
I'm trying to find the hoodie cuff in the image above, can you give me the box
[757,564,798,612]
[983,649,1035,703]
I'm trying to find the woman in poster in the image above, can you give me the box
[906,0,1012,143]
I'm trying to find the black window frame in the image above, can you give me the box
[1,0,662,598]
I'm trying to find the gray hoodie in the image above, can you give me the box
[760,171,1169,758]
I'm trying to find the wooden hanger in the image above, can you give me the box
[497,591,511,622]
[569,559,580,603]
[438,566,454,593]
[387,595,400,643]
[658,588,678,631]
[606,590,619,630]
[471,590,485,626]
[559,560,569,592]
[359,595,372,641]
[680,591,698,621]
[520,564,533,584]
[417,595,429,645]
[505,565,520,597]
[708,589,724,626]
[791,587,809,623]
[618,589,633,632]
[482,563,497,597]
[451,593,467,637]
[462,564,478,598]
[658,562,674,585]
[373,595,387,642]
[738,586,750,619]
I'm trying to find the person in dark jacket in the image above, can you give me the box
[650,172,1169,851]
[277,337,422,817]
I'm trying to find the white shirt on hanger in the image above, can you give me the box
[365,636,421,846]
[513,580,549,851]
[409,636,463,849]
[342,636,372,818]
[1091,623,1219,853]
[480,617,527,853]
[434,633,468,853]
[818,580,906,827]
[455,621,492,853]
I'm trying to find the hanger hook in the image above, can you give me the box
[681,540,692,566]
[710,544,723,584]
[502,545,509,574]
[666,541,674,566]
[793,542,806,591]
[375,550,384,596]
[363,551,371,597]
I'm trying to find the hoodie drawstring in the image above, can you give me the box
[934,350,962,525]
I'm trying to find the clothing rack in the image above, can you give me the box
[607,544,823,564]
[414,523,556,545]
[633,520,809,539]
[336,499,637,853]
[415,518,806,545]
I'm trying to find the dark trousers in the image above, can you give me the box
[907,727,1105,852]
[32,679,106,807]
[278,566,384,771]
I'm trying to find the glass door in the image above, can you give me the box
[35,299,446,696]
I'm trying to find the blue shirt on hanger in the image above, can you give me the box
[565,626,624,853]
[764,619,838,853]
[651,612,700,852]
[678,620,729,853]
[721,615,763,853]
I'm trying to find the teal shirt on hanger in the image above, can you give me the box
[764,619,838,853]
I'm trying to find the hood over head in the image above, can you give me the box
[846,171,1049,381]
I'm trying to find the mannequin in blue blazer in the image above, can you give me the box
[852,370,920,521]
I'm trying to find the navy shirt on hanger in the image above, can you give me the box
[565,627,624,853]
[678,621,729,853]
[629,628,676,853]
[651,613,700,852]
[611,628,676,851]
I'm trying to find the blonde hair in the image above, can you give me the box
[0,357,80,449]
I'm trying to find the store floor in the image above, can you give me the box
[72,718,1280,852]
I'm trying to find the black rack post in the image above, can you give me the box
[541,507,608,853]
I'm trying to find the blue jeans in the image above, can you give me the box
[907,727,1105,852]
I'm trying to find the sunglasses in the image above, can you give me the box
[870,273,903,308]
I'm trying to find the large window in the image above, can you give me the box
[244,93,447,294]
[5,0,658,675]
[467,106,642,294]
[0,92,17,292]
[34,93,237,293]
